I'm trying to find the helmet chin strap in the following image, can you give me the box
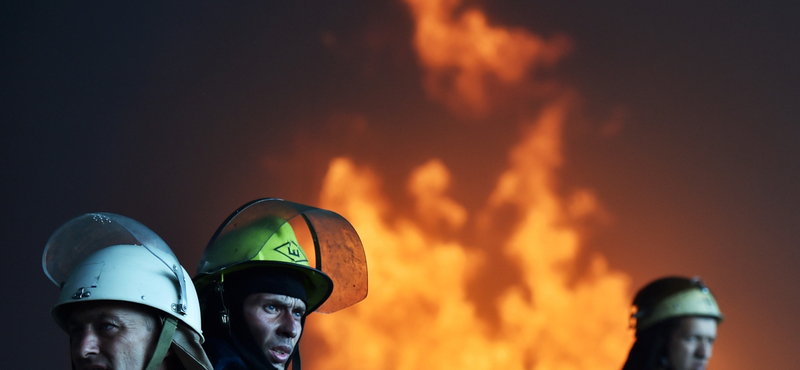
[287,313,308,370]
[145,316,178,370]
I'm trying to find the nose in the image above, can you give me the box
[695,340,713,360]
[276,312,299,339]
[72,329,100,359]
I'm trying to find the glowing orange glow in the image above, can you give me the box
[302,1,633,369]
[408,159,467,230]
[403,0,571,117]
[303,102,632,369]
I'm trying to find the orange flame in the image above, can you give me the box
[301,1,633,369]
[403,0,571,117]
[302,102,632,369]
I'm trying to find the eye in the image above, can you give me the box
[263,304,278,313]
[99,322,118,332]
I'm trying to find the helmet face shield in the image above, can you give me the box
[43,213,178,287]
[302,207,369,313]
[196,198,368,313]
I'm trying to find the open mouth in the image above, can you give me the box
[268,345,293,363]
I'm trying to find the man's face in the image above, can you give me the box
[243,293,307,370]
[66,301,160,370]
[667,317,718,370]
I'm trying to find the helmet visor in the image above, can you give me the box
[44,213,178,286]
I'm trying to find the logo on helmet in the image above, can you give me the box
[274,240,308,263]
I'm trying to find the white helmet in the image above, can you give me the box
[631,276,723,333]
[43,213,212,370]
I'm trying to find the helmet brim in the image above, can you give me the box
[196,260,334,313]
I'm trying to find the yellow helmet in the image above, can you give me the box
[195,198,368,313]
[631,276,723,333]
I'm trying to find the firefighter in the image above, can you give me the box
[43,213,213,370]
[194,198,368,370]
[621,276,723,370]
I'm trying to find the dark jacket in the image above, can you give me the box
[203,334,286,370]
[203,335,250,370]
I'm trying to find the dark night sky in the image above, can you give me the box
[2,1,798,369]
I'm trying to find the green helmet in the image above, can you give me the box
[631,276,723,332]
[195,198,368,314]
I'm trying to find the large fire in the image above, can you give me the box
[302,0,633,369]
